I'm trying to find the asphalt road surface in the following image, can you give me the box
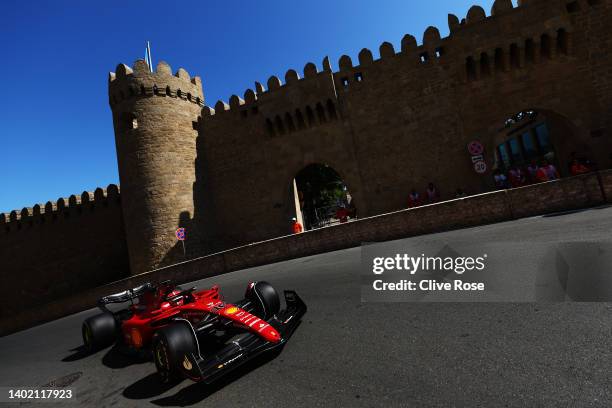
[1,206,612,407]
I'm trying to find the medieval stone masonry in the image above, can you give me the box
[1,0,611,310]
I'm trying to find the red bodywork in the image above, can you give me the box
[120,285,281,349]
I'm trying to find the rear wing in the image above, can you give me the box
[97,282,154,311]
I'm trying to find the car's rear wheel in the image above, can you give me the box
[245,281,280,319]
[152,321,198,383]
[82,313,116,352]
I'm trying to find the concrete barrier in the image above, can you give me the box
[1,170,610,336]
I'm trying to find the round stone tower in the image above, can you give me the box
[108,59,203,274]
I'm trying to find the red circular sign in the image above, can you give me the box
[468,140,484,156]
[175,227,186,241]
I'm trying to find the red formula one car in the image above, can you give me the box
[81,280,306,383]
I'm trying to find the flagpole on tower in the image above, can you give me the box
[146,41,153,72]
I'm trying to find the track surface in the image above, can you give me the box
[1,206,612,407]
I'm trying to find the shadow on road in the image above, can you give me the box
[102,344,151,369]
[122,348,283,406]
[62,343,151,368]
[123,373,181,399]
[62,346,90,362]
[542,205,611,218]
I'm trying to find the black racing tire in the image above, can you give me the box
[82,313,116,352]
[246,281,280,320]
[152,321,198,384]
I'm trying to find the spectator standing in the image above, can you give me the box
[534,160,558,182]
[291,217,303,234]
[408,189,422,208]
[508,166,526,188]
[336,205,349,223]
[526,160,539,183]
[570,159,590,176]
[493,170,508,189]
[425,182,440,204]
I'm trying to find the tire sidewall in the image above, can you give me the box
[152,322,198,383]
[82,312,117,352]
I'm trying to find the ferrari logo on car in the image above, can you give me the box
[225,306,239,315]
[182,356,193,371]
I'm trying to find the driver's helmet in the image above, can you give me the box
[157,281,182,300]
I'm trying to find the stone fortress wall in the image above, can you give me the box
[1,0,611,320]
[0,186,129,318]
[193,0,612,255]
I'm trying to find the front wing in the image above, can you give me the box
[181,290,306,383]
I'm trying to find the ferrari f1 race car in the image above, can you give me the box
[81,280,306,383]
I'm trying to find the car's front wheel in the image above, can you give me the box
[245,281,280,320]
[152,321,198,383]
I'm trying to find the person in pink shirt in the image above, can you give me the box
[541,159,560,181]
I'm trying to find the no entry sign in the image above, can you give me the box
[467,140,484,156]
[175,227,186,241]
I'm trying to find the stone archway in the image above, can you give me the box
[289,163,358,231]
[489,108,587,178]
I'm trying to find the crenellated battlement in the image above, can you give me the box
[202,57,335,121]
[108,60,204,108]
[201,0,591,122]
[1,184,121,232]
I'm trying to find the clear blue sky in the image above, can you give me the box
[0,0,501,213]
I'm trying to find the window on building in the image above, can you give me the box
[341,77,349,87]
[326,100,338,120]
[275,115,285,135]
[466,56,477,81]
[494,48,505,72]
[535,123,552,153]
[557,29,568,55]
[496,111,558,171]
[354,72,363,82]
[316,103,327,124]
[521,132,538,159]
[510,43,520,68]
[497,143,511,168]
[295,109,306,130]
[508,138,522,163]
[285,112,296,132]
[420,52,429,63]
[119,112,137,131]
[306,106,315,127]
[266,118,276,136]
[480,53,491,77]
[525,39,535,63]
[540,34,552,59]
